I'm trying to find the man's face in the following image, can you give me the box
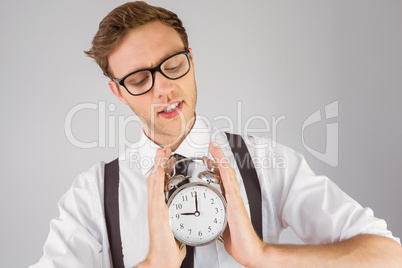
[108,21,197,147]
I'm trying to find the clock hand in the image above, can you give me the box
[195,191,199,212]
[179,192,201,217]
[181,211,200,217]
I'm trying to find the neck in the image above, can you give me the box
[143,116,196,152]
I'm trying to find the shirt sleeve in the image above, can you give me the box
[29,163,111,268]
[279,155,400,245]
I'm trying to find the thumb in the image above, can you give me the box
[209,142,230,169]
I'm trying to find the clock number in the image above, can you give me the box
[208,226,212,232]
[215,208,219,214]
[191,191,197,198]
[210,198,215,205]
[180,223,184,229]
[203,192,206,198]
[198,230,202,236]
[182,195,188,202]
[188,229,192,235]
[214,218,217,224]
[175,204,182,210]
[175,214,180,219]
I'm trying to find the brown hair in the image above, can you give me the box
[84,1,188,79]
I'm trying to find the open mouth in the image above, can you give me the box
[162,102,179,113]
[159,101,183,119]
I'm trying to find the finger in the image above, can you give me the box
[177,241,187,259]
[166,153,176,176]
[176,240,185,251]
[154,166,166,189]
[159,147,171,170]
[208,142,234,182]
[149,149,170,194]
[208,142,230,169]
[163,147,172,164]
[152,148,166,172]
[201,155,225,197]
[164,146,172,156]
[202,156,218,171]
[208,142,239,196]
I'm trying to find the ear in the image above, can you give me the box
[108,80,128,105]
[188,48,195,71]
[188,47,194,63]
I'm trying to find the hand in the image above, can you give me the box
[180,191,200,217]
[139,147,186,268]
[206,142,266,268]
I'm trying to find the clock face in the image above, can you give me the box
[168,182,227,246]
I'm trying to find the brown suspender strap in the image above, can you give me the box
[104,158,125,268]
[104,133,263,267]
[225,132,263,239]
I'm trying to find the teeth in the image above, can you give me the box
[163,102,179,113]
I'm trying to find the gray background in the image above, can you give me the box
[0,0,401,267]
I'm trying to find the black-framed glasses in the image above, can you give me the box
[113,50,191,96]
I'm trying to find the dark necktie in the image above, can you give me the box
[171,153,194,268]
[172,153,191,176]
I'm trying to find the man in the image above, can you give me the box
[30,1,401,267]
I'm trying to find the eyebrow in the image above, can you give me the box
[123,48,186,77]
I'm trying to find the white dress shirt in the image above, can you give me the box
[30,117,400,268]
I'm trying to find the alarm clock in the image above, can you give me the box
[164,157,227,247]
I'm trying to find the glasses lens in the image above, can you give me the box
[161,52,190,79]
[124,71,152,95]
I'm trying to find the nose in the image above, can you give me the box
[152,71,173,98]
